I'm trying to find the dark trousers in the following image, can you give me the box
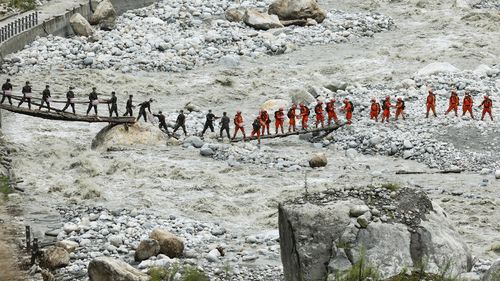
[109,105,118,117]
[17,96,31,109]
[0,94,12,105]
[123,107,133,116]
[159,122,170,134]
[201,122,214,136]
[86,102,97,115]
[39,99,50,111]
[220,126,230,139]
[137,109,147,122]
[62,102,75,114]
[173,123,187,136]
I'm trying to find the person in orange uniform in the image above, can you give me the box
[326,99,338,125]
[479,95,493,121]
[232,111,246,141]
[251,116,261,144]
[395,97,406,121]
[370,98,381,122]
[275,107,285,134]
[445,90,459,117]
[341,98,353,125]
[300,103,310,130]
[287,104,297,132]
[381,96,393,123]
[426,90,437,118]
[260,110,271,135]
[462,92,474,119]
[314,101,325,128]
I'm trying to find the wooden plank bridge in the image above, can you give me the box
[0,95,135,124]
[230,123,345,142]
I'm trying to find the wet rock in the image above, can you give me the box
[243,9,284,30]
[309,153,327,168]
[261,99,289,112]
[206,249,221,262]
[134,239,160,262]
[108,235,123,247]
[90,0,117,28]
[70,13,94,37]
[91,122,167,150]
[349,205,370,217]
[40,246,70,270]
[88,257,149,281]
[290,88,316,104]
[225,8,244,22]
[219,55,240,68]
[55,240,79,253]
[345,148,357,159]
[184,136,204,148]
[149,228,184,258]
[63,223,79,234]
[495,170,500,179]
[269,0,327,23]
[200,146,215,157]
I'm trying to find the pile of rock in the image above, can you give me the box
[279,186,473,280]
[1,0,394,74]
[31,206,283,281]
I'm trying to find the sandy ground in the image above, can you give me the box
[0,0,499,274]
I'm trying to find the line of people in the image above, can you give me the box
[1,78,495,141]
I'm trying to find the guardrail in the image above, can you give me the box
[0,11,39,44]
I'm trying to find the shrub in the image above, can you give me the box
[182,266,209,281]
[381,183,400,192]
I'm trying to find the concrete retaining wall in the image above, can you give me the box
[0,0,157,60]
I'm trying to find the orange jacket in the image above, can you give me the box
[371,102,380,113]
[383,100,392,110]
[342,102,353,113]
[300,106,310,117]
[314,104,324,115]
[481,98,493,109]
[234,114,243,126]
[463,96,473,107]
[396,101,404,110]
[260,111,270,123]
[426,94,435,105]
[449,95,459,105]
[275,110,285,121]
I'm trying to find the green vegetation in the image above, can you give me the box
[0,176,11,197]
[0,0,37,12]
[333,247,380,281]
[148,264,208,281]
[182,266,209,281]
[381,182,401,192]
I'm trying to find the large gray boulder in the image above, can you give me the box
[90,0,117,30]
[91,122,167,150]
[70,13,94,37]
[40,246,70,270]
[134,239,160,262]
[88,257,149,281]
[269,0,327,24]
[279,187,472,281]
[243,9,284,30]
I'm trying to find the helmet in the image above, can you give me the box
[159,111,162,114]
[292,104,297,108]
[237,110,241,114]
[331,98,336,102]
[484,95,488,98]
[318,101,323,104]
[279,107,284,111]
[398,97,402,101]
[149,98,154,102]
[299,103,304,106]
[371,98,375,102]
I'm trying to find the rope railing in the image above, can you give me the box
[0,11,39,44]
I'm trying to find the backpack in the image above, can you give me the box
[304,107,310,116]
[349,101,354,112]
[287,109,294,119]
[401,101,405,110]
[274,111,279,119]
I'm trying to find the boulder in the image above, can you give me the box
[243,9,284,30]
[225,8,244,22]
[279,188,472,281]
[90,0,117,28]
[88,257,149,281]
[184,136,204,148]
[260,99,289,113]
[40,246,70,270]
[149,229,184,258]
[200,147,215,157]
[473,64,493,77]
[269,0,327,23]
[289,88,316,104]
[70,13,94,37]
[55,240,79,253]
[482,259,500,281]
[416,62,460,77]
[134,239,160,262]
[309,153,327,168]
[91,122,167,150]
[349,205,370,217]
[454,0,481,9]
[495,170,500,179]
